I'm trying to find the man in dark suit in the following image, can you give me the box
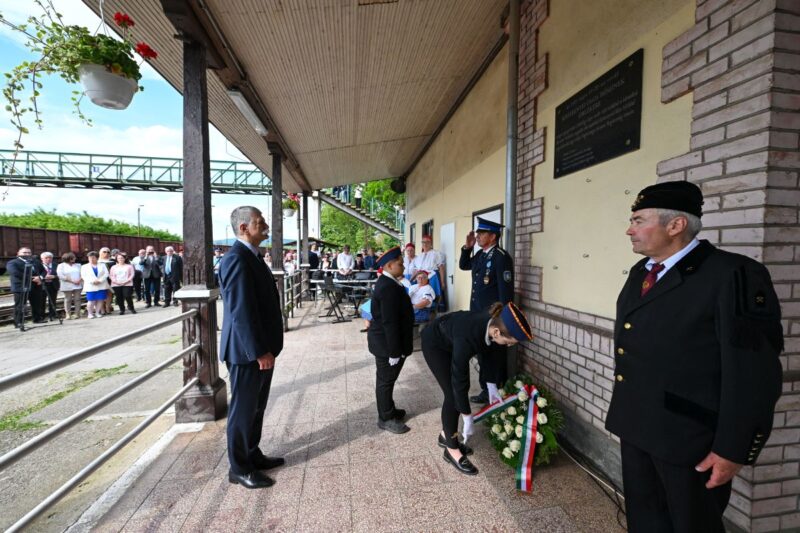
[161,246,183,307]
[367,246,414,434]
[308,243,320,270]
[141,245,162,308]
[606,181,783,532]
[7,247,44,327]
[39,251,60,320]
[459,217,514,405]
[219,206,285,489]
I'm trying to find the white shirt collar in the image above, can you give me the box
[484,320,493,346]
[381,270,403,286]
[237,238,261,257]
[482,244,496,254]
[646,238,700,277]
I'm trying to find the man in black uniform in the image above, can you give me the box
[7,247,45,327]
[605,181,783,532]
[458,217,514,404]
[367,246,414,434]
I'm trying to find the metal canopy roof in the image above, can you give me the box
[83,0,507,193]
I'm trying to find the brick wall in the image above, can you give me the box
[515,0,799,529]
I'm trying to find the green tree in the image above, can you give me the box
[0,208,181,240]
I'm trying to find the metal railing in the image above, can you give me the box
[321,186,405,232]
[273,267,311,331]
[0,310,200,532]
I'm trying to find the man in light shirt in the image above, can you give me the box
[337,245,355,277]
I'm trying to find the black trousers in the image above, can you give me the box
[621,440,731,533]
[422,342,461,448]
[113,286,135,311]
[374,356,406,421]
[227,362,274,475]
[144,277,161,305]
[133,271,143,300]
[43,283,59,318]
[163,278,180,305]
[478,343,507,392]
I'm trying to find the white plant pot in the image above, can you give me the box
[282,208,296,218]
[78,64,138,110]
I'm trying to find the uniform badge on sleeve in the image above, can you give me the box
[503,271,512,282]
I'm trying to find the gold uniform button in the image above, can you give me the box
[624,323,632,330]
[616,374,624,382]
[617,348,625,355]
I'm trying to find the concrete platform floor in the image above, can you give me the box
[85,302,627,532]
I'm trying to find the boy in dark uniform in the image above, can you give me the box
[606,181,783,532]
[458,217,514,404]
[368,246,415,434]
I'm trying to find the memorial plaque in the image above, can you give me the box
[554,48,643,178]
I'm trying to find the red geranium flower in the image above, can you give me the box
[134,42,158,60]
[113,12,134,28]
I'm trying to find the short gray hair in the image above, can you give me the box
[656,209,703,238]
[40,251,53,259]
[230,206,260,236]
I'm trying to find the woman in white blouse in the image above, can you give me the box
[57,252,83,319]
[80,251,110,319]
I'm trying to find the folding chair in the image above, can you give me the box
[319,275,350,323]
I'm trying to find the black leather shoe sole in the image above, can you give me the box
[377,419,410,434]
[437,434,473,455]
[228,471,274,489]
[442,449,478,475]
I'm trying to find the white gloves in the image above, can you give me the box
[389,357,401,366]
[461,414,475,443]
[487,382,501,404]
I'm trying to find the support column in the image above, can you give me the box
[269,145,284,268]
[174,39,226,423]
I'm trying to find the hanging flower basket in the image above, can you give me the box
[78,64,138,110]
[282,208,296,218]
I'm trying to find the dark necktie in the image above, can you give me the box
[641,263,665,296]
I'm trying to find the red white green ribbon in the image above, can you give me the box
[472,384,540,492]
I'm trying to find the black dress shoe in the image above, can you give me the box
[228,470,275,489]
[253,456,285,470]
[470,390,489,404]
[130,309,137,314]
[145,304,151,308]
[443,449,478,476]
[378,418,410,434]
[393,408,406,421]
[437,434,473,455]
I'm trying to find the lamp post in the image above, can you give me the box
[137,204,144,236]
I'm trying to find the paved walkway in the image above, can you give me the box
[87,303,626,532]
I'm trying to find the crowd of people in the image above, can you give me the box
[7,244,183,328]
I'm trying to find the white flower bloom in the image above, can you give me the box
[497,388,506,397]
[506,406,517,416]
[509,440,522,452]
[536,397,548,409]
[536,431,544,444]
[504,423,513,434]
[517,390,529,402]
[516,415,525,424]
[491,424,502,435]
[514,380,524,390]
[499,431,508,441]
[537,413,548,425]
[500,412,507,421]
[515,425,523,438]
[502,447,513,458]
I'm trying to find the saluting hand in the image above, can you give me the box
[465,231,476,249]
[695,452,742,488]
[257,352,275,370]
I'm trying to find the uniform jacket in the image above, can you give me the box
[219,240,284,364]
[605,240,783,466]
[161,254,183,283]
[459,245,514,311]
[422,310,494,414]
[367,274,414,359]
[141,254,162,279]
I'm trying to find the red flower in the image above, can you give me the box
[113,12,134,28]
[134,42,158,60]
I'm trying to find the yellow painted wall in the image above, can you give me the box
[406,45,508,312]
[532,0,694,318]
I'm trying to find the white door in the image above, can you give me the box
[440,222,455,310]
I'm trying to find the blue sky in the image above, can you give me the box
[0,0,290,241]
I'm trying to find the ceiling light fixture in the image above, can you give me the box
[226,89,268,136]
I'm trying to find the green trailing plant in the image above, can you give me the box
[0,1,157,189]
[282,193,299,211]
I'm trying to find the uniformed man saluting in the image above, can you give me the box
[605,181,783,532]
[459,217,514,405]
